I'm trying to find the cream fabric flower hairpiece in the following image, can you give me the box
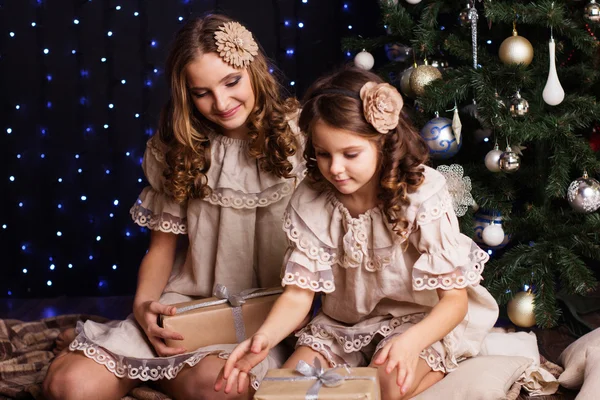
[359,82,404,134]
[214,22,259,68]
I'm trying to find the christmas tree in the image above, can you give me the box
[345,0,600,328]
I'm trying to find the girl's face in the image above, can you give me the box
[312,120,380,197]
[185,52,255,137]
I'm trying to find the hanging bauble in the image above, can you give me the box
[458,4,472,27]
[452,108,462,145]
[473,209,510,249]
[409,60,442,97]
[499,145,521,173]
[499,27,534,66]
[494,90,506,110]
[507,291,537,328]
[567,171,600,213]
[584,0,600,22]
[354,50,375,70]
[405,0,422,4]
[509,90,529,117]
[420,114,462,159]
[399,66,416,98]
[384,43,412,62]
[542,38,565,106]
[482,224,505,247]
[485,143,504,172]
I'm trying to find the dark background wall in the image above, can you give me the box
[0,0,381,298]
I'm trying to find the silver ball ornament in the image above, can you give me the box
[509,91,529,118]
[485,143,504,172]
[567,171,600,213]
[499,145,521,173]
[584,0,600,22]
[420,116,462,159]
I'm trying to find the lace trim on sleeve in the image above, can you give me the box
[130,200,187,234]
[282,262,335,293]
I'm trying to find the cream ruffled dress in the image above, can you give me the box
[69,122,306,389]
[281,166,500,371]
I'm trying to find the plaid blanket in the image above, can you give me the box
[0,315,169,400]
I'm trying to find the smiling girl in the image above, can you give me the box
[43,14,305,400]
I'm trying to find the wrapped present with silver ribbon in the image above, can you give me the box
[255,358,380,399]
[159,284,282,352]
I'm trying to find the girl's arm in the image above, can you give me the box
[215,285,315,394]
[132,230,187,356]
[373,287,468,394]
[403,287,468,350]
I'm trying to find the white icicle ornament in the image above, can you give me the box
[542,38,565,106]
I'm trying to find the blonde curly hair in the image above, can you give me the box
[157,14,300,203]
[299,67,429,237]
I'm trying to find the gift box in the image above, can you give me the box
[255,358,380,400]
[159,284,282,352]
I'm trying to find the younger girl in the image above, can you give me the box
[44,14,305,400]
[217,67,499,399]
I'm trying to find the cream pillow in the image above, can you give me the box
[414,355,532,400]
[575,346,600,400]
[558,328,600,389]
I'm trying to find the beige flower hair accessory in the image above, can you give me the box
[214,22,259,68]
[359,82,404,134]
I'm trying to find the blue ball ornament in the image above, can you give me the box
[420,117,461,159]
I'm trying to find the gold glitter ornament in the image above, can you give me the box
[409,60,442,97]
[499,26,534,66]
[507,291,536,328]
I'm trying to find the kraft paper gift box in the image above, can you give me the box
[254,358,380,400]
[159,284,282,352]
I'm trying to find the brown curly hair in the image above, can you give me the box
[298,67,429,237]
[157,14,300,203]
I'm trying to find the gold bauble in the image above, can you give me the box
[499,29,534,66]
[507,291,536,328]
[409,62,442,97]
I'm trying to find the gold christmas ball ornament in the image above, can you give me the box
[499,28,534,66]
[585,0,600,22]
[507,291,537,328]
[409,60,442,97]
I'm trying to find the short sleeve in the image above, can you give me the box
[129,136,188,234]
[409,184,488,291]
[280,206,335,294]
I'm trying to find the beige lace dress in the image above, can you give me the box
[281,166,499,372]
[68,122,306,389]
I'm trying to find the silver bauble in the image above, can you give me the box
[567,171,600,213]
[584,0,600,22]
[384,43,412,62]
[420,117,461,160]
[485,143,504,172]
[499,145,521,173]
[400,66,416,98]
[509,91,529,118]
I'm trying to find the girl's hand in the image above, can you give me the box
[373,335,421,395]
[214,333,270,394]
[133,300,187,357]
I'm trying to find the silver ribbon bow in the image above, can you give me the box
[175,284,283,343]
[296,358,346,399]
[261,357,379,400]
